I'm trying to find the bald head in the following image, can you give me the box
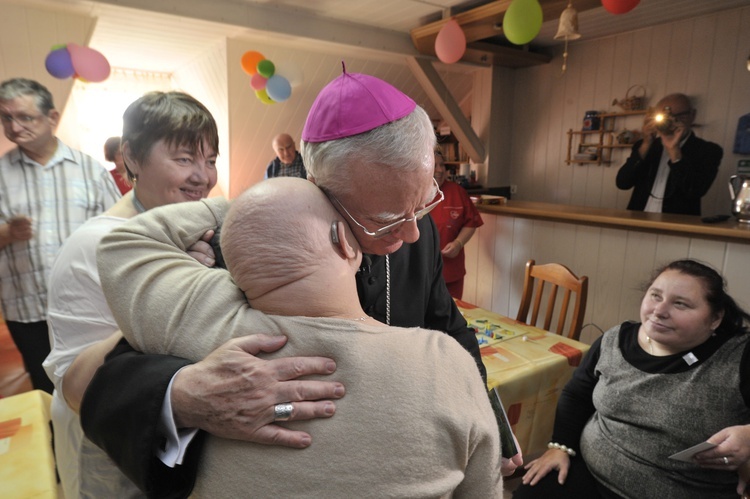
[656,93,695,127]
[221,177,357,303]
[272,133,297,164]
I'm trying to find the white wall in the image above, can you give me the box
[505,6,750,216]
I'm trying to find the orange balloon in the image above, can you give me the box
[241,51,265,75]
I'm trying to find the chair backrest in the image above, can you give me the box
[515,259,589,341]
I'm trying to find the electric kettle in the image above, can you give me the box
[729,175,750,223]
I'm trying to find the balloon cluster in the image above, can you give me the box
[601,0,640,15]
[241,51,302,104]
[504,0,543,46]
[45,43,111,82]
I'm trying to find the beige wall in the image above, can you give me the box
[505,5,750,216]
[0,3,95,156]
[172,40,230,197]
[225,37,477,197]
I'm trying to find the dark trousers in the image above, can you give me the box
[6,320,54,393]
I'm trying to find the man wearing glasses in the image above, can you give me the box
[78,69,512,497]
[0,78,119,393]
[616,92,722,215]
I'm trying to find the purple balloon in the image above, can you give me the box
[45,48,74,79]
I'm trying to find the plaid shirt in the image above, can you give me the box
[264,152,307,179]
[0,139,120,322]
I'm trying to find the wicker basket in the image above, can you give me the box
[612,85,647,111]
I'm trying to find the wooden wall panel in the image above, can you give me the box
[506,6,750,217]
[725,243,750,310]
[172,41,230,196]
[0,4,94,155]
[464,212,750,346]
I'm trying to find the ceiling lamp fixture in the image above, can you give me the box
[554,1,582,74]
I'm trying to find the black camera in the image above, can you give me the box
[650,106,677,134]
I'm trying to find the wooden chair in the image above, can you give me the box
[515,259,589,341]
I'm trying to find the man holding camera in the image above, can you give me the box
[616,93,722,215]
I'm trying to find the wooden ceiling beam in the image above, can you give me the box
[410,0,602,66]
[406,56,486,163]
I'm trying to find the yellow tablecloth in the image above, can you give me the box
[456,299,591,457]
[0,390,57,498]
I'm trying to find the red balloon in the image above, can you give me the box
[435,19,466,64]
[601,0,640,15]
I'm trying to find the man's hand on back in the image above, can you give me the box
[171,334,345,448]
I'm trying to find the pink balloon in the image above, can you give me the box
[67,43,110,82]
[250,73,268,91]
[435,19,466,64]
[601,0,640,15]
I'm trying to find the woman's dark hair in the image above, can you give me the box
[121,91,218,181]
[648,259,750,335]
[103,136,121,162]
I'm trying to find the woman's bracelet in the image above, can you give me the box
[548,442,576,457]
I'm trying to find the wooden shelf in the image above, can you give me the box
[599,110,648,119]
[565,111,647,165]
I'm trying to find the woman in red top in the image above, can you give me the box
[104,136,132,195]
[430,151,483,299]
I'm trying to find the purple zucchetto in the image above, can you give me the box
[301,62,417,143]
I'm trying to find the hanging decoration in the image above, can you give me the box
[553,1,582,74]
[601,0,640,15]
[266,75,292,102]
[44,43,110,82]
[434,19,466,64]
[241,51,265,75]
[240,50,300,104]
[503,0,543,46]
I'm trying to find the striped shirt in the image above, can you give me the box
[0,139,120,322]
[264,152,307,179]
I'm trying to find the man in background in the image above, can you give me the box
[615,93,722,216]
[0,78,120,392]
[265,132,306,179]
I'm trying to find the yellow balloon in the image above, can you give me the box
[255,89,275,105]
[503,0,543,45]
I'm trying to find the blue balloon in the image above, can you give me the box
[45,48,74,79]
[265,75,292,102]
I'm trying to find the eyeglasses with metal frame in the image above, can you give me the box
[0,113,43,127]
[327,177,444,239]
